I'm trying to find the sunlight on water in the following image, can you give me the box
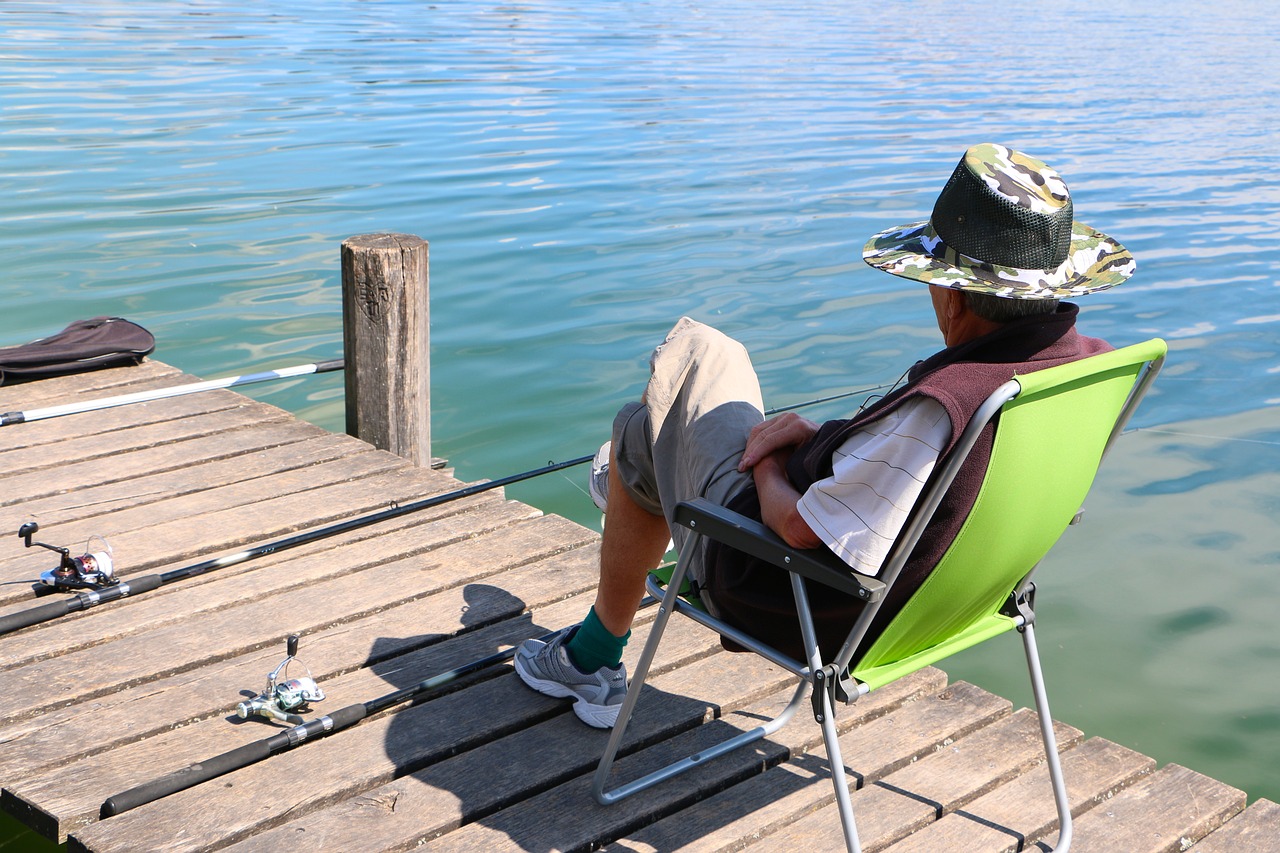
[1,0,1278,835]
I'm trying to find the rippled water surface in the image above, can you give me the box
[2,1,1278,844]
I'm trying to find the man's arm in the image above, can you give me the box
[752,450,824,550]
[739,412,824,549]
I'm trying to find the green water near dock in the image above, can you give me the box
[1,0,1278,845]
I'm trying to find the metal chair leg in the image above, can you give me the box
[790,573,863,853]
[1022,621,1072,852]
[593,552,813,806]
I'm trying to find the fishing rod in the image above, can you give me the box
[0,454,592,637]
[0,382,892,637]
[100,627,562,817]
[101,591,660,817]
[0,358,345,426]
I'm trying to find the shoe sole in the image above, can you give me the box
[515,656,621,729]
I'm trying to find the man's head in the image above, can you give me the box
[862,143,1134,326]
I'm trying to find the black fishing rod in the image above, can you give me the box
[0,455,591,637]
[0,358,345,427]
[101,591,658,818]
[0,382,891,638]
[100,628,558,817]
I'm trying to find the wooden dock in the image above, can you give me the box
[1,361,1276,852]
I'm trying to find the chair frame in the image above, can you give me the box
[592,343,1166,853]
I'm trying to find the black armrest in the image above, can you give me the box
[672,498,886,603]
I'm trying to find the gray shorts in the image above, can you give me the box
[610,317,764,588]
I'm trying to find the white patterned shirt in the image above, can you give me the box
[795,397,951,577]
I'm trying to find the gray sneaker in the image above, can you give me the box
[588,441,610,513]
[514,628,627,728]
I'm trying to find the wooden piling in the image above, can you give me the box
[340,233,431,467]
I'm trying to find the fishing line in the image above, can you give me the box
[1127,426,1280,448]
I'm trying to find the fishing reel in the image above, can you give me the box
[237,634,326,725]
[18,522,118,591]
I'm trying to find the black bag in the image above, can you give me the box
[0,317,156,386]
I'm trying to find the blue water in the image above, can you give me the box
[2,1,1278,845]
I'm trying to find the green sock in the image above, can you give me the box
[566,606,629,673]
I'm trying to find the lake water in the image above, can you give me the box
[2,0,1278,846]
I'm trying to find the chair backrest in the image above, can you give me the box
[849,338,1167,679]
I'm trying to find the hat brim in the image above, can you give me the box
[862,219,1135,299]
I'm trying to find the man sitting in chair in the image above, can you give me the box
[516,143,1135,728]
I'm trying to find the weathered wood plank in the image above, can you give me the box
[0,513,595,728]
[0,494,527,671]
[11,581,616,844]
[238,671,953,853]
[0,455,436,597]
[422,680,1012,853]
[744,708,1082,852]
[1064,764,1246,853]
[0,392,291,464]
[67,620,760,852]
[0,418,336,513]
[605,674,1004,853]
[885,737,1156,852]
[0,361,183,411]
[0,543,602,787]
[0,459,475,616]
[1188,798,1280,853]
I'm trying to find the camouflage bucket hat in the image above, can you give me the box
[862,143,1135,299]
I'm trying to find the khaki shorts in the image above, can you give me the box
[611,317,764,588]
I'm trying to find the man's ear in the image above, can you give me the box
[946,288,969,320]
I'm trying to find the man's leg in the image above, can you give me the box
[516,318,762,727]
[596,449,672,632]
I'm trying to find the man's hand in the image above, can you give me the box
[738,412,820,472]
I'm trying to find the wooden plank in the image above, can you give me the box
[66,618,764,852]
[1,431,378,528]
[599,666,952,853]
[0,362,184,411]
[0,390,288,461]
[417,679,1011,853]
[0,542,602,788]
[0,494,528,672]
[0,453,427,595]
[0,513,595,726]
[744,708,1083,852]
[0,471,488,645]
[0,417,335,513]
[7,555,609,840]
[222,669,954,853]
[1065,764,1246,853]
[885,737,1156,852]
[0,459,473,615]
[1190,799,1280,853]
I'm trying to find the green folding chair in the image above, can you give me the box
[592,338,1167,853]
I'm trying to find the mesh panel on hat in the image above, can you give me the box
[931,161,1074,270]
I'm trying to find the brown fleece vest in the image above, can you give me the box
[703,303,1112,661]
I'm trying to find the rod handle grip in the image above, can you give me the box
[0,599,73,635]
[101,738,274,817]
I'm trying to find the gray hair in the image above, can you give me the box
[964,291,1060,323]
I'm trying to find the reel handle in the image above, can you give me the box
[18,521,39,545]
[286,634,299,657]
